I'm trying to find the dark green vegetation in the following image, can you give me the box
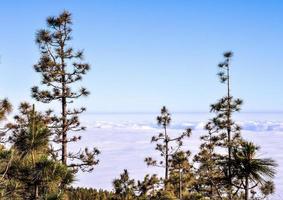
[0,11,277,200]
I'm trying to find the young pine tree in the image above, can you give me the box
[232,141,277,200]
[6,103,74,199]
[194,122,226,199]
[31,11,99,172]
[113,169,136,200]
[136,174,160,199]
[168,150,195,200]
[145,106,191,189]
[0,99,16,198]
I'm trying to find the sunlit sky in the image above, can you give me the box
[0,0,282,113]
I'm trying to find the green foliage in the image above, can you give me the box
[113,169,136,200]
[67,187,114,200]
[136,174,160,198]
[167,151,195,199]
[0,103,74,199]
[152,190,177,200]
[260,181,275,198]
[232,141,277,200]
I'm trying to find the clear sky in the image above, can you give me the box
[0,0,282,113]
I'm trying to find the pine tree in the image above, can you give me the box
[194,122,225,199]
[168,151,195,200]
[0,145,21,199]
[145,106,191,189]
[113,169,136,200]
[206,51,243,199]
[31,11,99,172]
[136,174,160,198]
[5,103,74,199]
[10,103,50,199]
[232,141,277,200]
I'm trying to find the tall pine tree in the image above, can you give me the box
[31,11,99,172]
[207,51,243,199]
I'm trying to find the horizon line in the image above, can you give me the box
[84,110,283,115]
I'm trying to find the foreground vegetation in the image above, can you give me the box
[0,11,277,200]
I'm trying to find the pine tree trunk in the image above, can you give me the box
[227,65,232,200]
[32,105,39,199]
[61,44,67,165]
[164,125,168,188]
[245,176,249,200]
[179,168,182,200]
[62,95,67,165]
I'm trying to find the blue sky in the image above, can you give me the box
[0,0,282,112]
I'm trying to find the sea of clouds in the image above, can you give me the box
[70,113,283,200]
[89,120,283,132]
